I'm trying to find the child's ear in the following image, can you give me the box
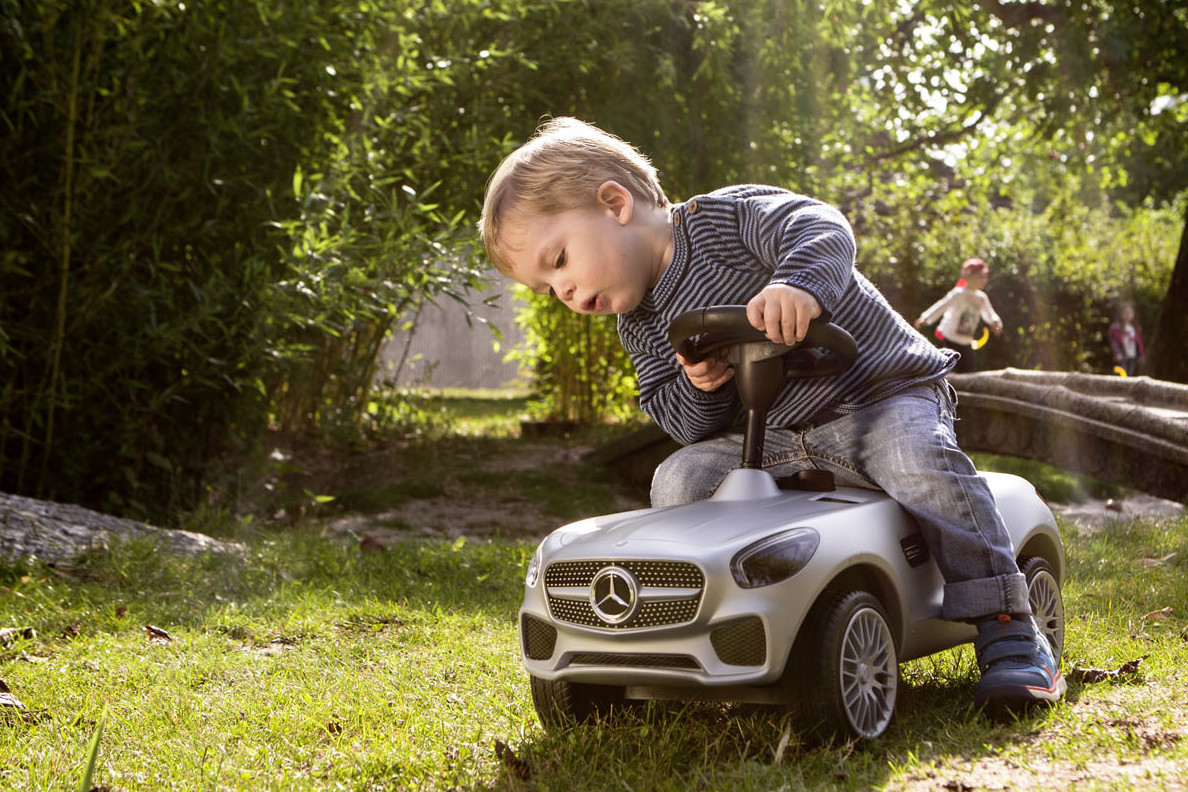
[597,181,633,225]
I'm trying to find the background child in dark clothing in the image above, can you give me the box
[1108,300,1145,376]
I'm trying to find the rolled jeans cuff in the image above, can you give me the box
[941,572,1030,623]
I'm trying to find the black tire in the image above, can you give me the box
[785,590,898,742]
[1019,555,1065,665]
[528,675,629,731]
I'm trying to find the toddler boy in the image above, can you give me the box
[479,117,1063,715]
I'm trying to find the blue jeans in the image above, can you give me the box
[650,381,1029,622]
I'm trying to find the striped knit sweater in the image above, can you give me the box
[618,185,956,446]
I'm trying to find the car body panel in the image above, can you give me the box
[519,468,1062,699]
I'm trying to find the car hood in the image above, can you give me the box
[551,486,889,556]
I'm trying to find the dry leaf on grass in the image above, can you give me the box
[0,627,35,647]
[1070,655,1148,684]
[0,678,25,710]
[144,625,174,643]
[1142,607,1173,621]
[494,739,532,780]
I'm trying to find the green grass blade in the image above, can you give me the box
[78,706,106,792]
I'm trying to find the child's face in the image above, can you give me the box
[498,184,667,316]
[965,270,989,290]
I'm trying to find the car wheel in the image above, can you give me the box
[1020,555,1064,664]
[528,675,630,730]
[787,589,898,741]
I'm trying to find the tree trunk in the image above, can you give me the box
[1146,203,1188,384]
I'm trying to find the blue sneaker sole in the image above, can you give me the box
[974,669,1066,716]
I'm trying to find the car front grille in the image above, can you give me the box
[543,560,704,630]
[544,560,705,588]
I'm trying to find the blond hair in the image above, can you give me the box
[479,117,669,274]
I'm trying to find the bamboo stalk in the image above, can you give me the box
[37,15,85,494]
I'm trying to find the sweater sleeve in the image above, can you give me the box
[736,196,857,318]
[977,292,1002,326]
[619,316,739,445]
[917,288,961,326]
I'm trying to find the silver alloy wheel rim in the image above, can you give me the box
[1028,569,1065,663]
[839,606,897,738]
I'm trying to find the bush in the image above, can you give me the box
[507,289,638,424]
[861,191,1180,374]
[0,0,489,517]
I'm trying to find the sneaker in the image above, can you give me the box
[973,613,1065,716]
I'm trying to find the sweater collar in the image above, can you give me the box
[641,203,689,313]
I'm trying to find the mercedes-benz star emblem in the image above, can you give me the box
[589,566,640,625]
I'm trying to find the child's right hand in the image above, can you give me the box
[676,352,734,392]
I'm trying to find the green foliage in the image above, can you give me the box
[860,183,1181,373]
[507,287,638,423]
[2,0,315,515]
[970,453,1122,504]
[1,0,1183,517]
[0,0,494,517]
[500,0,1182,418]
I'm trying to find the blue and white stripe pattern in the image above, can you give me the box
[619,185,956,446]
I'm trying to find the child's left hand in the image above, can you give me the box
[746,284,822,346]
[676,352,734,392]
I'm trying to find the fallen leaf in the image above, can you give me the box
[359,536,387,553]
[144,625,174,643]
[1140,552,1178,567]
[0,678,26,710]
[0,627,35,647]
[1070,655,1148,684]
[1143,607,1173,622]
[494,739,531,780]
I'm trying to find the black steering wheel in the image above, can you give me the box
[667,306,857,469]
[667,305,857,379]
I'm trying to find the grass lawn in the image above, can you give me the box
[2,396,1186,790]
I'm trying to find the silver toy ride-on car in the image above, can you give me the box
[517,306,1066,741]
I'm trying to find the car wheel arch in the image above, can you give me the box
[811,563,904,652]
[1017,531,1066,587]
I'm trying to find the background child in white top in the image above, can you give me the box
[915,257,1003,372]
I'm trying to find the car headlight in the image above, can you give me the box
[730,528,820,589]
[525,542,544,588]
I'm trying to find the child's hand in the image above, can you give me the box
[746,284,822,346]
[676,352,734,392]
[991,319,1003,336]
